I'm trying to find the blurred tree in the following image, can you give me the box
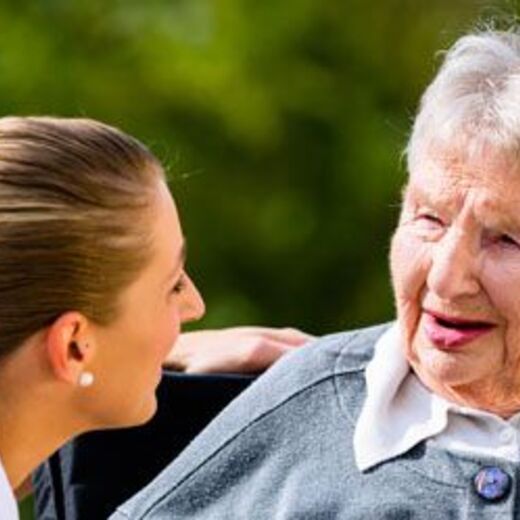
[0,0,497,334]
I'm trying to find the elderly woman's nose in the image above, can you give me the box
[426,229,480,300]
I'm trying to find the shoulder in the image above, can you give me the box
[240,321,391,400]
[112,322,391,519]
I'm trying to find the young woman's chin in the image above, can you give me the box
[127,394,159,427]
[97,393,159,431]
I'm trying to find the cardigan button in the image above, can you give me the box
[474,466,511,501]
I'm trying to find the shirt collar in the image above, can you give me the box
[0,454,18,520]
[353,323,520,471]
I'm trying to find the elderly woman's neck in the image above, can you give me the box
[413,365,520,420]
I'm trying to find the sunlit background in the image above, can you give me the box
[0,1,513,517]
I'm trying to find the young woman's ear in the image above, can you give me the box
[45,312,95,387]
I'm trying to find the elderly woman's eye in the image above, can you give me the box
[499,234,520,248]
[416,213,443,226]
[409,211,445,240]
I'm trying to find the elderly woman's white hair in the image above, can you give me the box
[407,29,520,170]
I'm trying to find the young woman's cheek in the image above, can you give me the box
[160,306,182,357]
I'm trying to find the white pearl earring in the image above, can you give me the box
[78,371,95,387]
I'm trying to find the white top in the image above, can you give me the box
[0,455,18,520]
[354,323,520,471]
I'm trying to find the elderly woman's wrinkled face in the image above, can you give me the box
[390,148,520,415]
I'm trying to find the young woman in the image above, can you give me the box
[0,116,310,519]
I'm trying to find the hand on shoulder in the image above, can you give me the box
[164,327,315,374]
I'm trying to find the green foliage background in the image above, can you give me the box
[1,0,514,517]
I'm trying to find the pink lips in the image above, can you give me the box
[423,311,495,349]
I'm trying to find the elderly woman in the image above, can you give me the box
[0,117,311,520]
[110,28,520,519]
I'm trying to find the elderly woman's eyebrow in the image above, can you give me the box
[486,211,520,235]
[404,181,454,208]
[401,183,433,205]
[404,182,520,231]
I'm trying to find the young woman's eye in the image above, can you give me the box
[171,275,186,295]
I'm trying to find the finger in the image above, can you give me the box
[237,338,301,373]
[227,326,315,345]
[253,327,316,346]
[186,339,296,374]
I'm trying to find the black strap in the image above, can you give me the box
[49,451,66,520]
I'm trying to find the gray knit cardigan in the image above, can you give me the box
[111,323,520,519]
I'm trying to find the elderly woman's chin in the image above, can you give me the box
[409,323,494,386]
[404,312,519,411]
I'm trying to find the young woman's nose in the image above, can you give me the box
[179,273,205,323]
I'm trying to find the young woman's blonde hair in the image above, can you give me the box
[0,116,164,356]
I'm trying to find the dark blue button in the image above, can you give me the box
[474,466,511,501]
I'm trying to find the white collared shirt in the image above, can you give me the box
[0,455,18,520]
[354,323,520,471]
